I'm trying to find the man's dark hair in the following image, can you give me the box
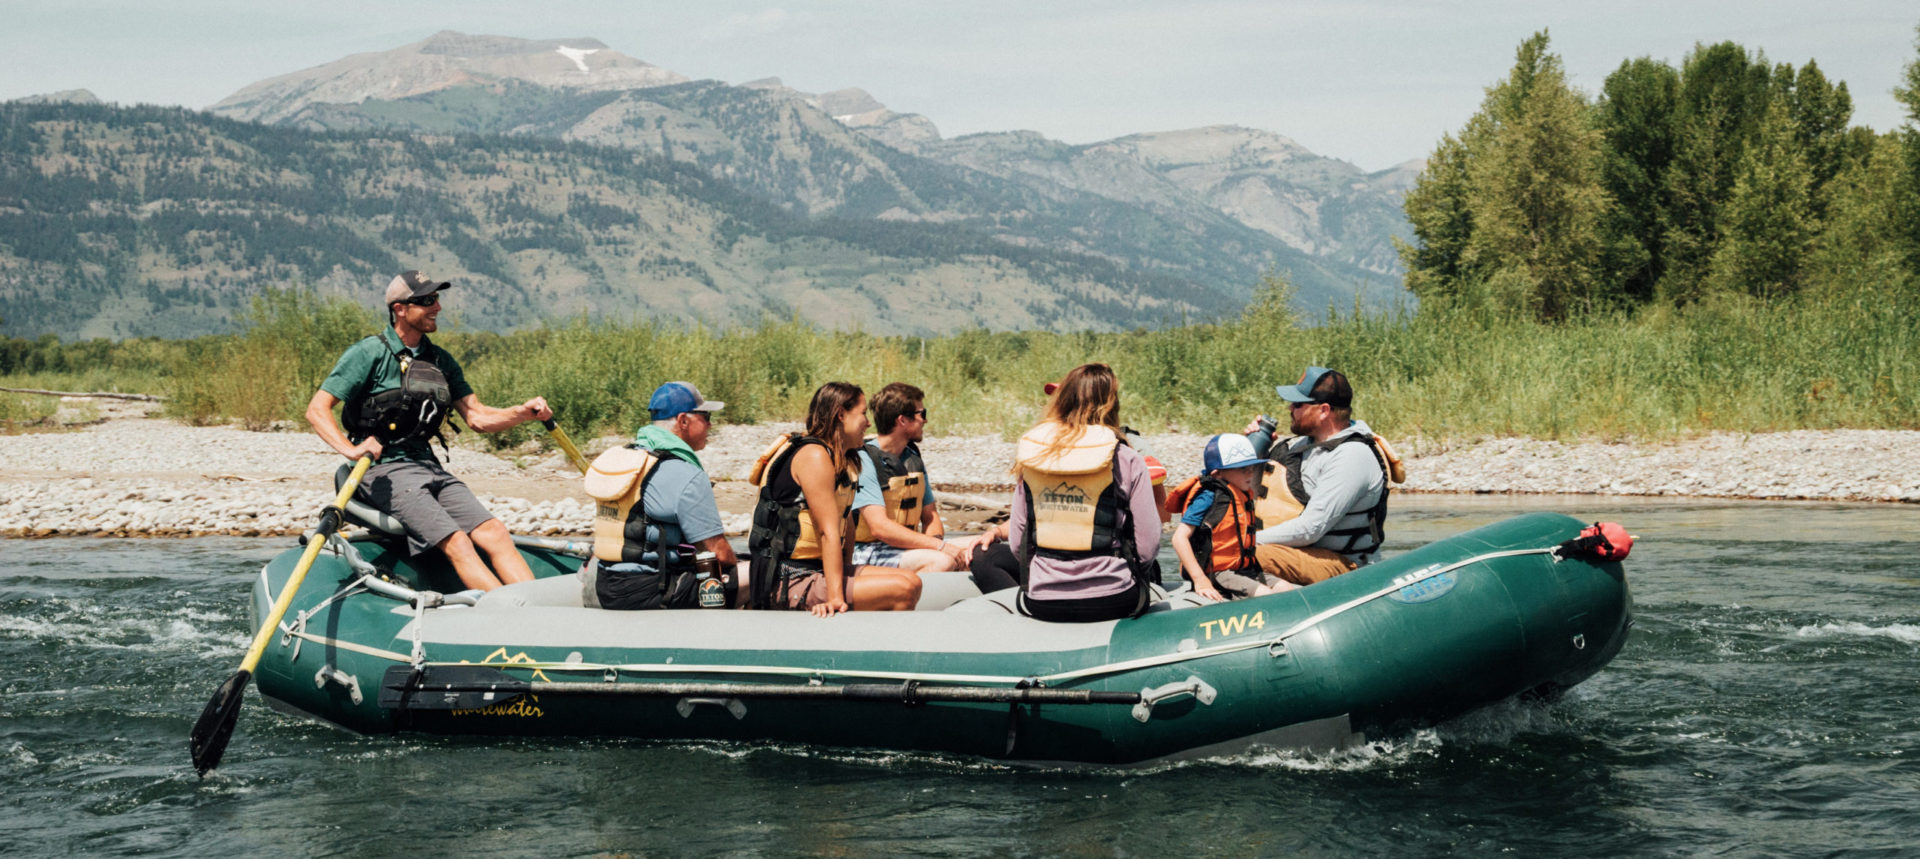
[871,382,925,435]
[1312,370,1354,420]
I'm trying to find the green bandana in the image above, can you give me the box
[632,425,702,471]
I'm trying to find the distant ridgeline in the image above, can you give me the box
[0,99,1396,340]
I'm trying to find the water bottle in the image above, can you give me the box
[1249,416,1278,458]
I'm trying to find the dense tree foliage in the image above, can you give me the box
[1401,29,1920,320]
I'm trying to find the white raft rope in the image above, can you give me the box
[265,541,1578,690]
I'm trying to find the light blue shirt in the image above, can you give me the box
[1253,420,1386,556]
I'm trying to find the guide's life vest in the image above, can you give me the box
[852,440,927,543]
[341,335,453,447]
[744,434,855,609]
[1252,430,1405,555]
[1013,423,1152,585]
[1164,474,1257,575]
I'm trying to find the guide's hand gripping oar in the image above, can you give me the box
[189,455,372,777]
[542,419,589,475]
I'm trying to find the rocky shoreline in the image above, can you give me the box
[2,407,1915,539]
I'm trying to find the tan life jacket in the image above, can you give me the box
[1253,430,1406,553]
[584,445,687,564]
[1015,422,1122,553]
[852,440,928,543]
[747,433,855,562]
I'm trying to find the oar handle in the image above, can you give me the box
[235,456,371,675]
[542,418,590,475]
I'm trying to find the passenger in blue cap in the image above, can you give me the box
[582,381,738,610]
[1242,367,1403,585]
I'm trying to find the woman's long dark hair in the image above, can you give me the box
[803,381,864,479]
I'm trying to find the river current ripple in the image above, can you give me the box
[3,496,1917,856]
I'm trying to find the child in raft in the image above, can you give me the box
[1167,434,1298,602]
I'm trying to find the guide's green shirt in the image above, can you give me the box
[319,328,473,464]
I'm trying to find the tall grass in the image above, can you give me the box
[14,276,1917,446]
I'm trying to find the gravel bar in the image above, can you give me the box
[3,415,1914,538]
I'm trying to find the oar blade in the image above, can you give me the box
[189,668,251,776]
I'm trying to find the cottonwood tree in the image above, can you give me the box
[1399,31,1620,320]
[1707,97,1817,298]
[1657,42,1776,302]
[1597,57,1680,303]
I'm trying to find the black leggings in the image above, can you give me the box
[969,543,1022,593]
[1017,577,1151,623]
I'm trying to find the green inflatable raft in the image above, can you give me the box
[248,511,1630,766]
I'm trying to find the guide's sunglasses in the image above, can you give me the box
[1287,400,1323,410]
[399,294,440,308]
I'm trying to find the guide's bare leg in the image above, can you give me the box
[435,521,530,591]
[469,518,535,585]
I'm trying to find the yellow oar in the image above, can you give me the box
[542,419,589,475]
[189,455,372,776]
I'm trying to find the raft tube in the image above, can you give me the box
[248,512,1630,766]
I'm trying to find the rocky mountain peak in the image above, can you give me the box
[1100,125,1318,170]
[417,31,609,56]
[207,30,687,124]
[816,87,886,118]
[10,89,102,105]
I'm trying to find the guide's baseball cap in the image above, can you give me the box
[384,270,451,305]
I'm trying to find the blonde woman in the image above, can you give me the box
[1000,364,1161,622]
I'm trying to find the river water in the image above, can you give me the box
[3,496,1916,856]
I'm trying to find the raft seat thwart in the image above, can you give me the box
[334,463,406,537]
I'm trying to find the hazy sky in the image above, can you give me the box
[4,1,1914,171]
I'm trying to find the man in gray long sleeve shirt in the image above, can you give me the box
[1245,367,1390,586]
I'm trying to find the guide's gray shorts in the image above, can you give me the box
[358,459,496,557]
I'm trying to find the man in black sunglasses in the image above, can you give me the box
[850,382,984,575]
[305,270,556,592]
[1239,367,1401,586]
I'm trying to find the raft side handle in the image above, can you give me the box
[677,697,747,720]
[1131,676,1217,723]
[314,665,363,705]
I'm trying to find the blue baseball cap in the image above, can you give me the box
[1275,366,1352,407]
[1203,434,1264,472]
[648,382,725,420]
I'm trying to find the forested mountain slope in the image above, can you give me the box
[0,103,1231,338]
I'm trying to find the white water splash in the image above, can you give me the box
[1793,622,1920,644]
[0,600,247,657]
[8,742,39,766]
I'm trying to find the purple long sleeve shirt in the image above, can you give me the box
[1012,442,1161,601]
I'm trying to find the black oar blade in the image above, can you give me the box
[189,668,251,777]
